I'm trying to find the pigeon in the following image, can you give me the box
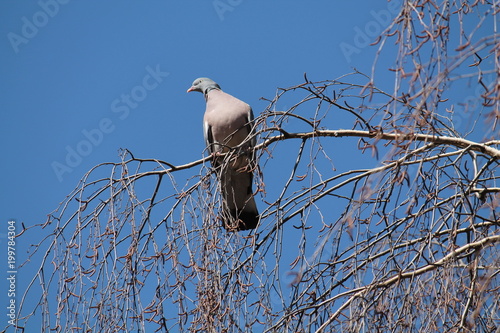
[187,77,259,231]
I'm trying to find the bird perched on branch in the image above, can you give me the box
[187,77,259,231]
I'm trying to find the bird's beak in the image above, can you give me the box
[187,86,195,93]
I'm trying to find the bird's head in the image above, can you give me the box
[187,77,221,95]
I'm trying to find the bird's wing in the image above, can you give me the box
[202,88,260,230]
[203,120,214,155]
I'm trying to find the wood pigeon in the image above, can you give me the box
[187,77,259,231]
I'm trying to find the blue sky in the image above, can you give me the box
[0,1,397,328]
[2,1,494,330]
[0,1,395,241]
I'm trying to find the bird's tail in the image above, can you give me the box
[219,166,259,231]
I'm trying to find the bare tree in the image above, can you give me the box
[11,1,500,332]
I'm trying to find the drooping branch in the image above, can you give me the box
[314,233,500,333]
[90,130,499,185]
[13,1,500,328]
[256,129,500,159]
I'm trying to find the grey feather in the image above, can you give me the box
[188,77,259,231]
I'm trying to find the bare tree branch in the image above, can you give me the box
[9,1,500,332]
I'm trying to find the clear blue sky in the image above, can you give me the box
[0,1,395,223]
[1,1,489,330]
[0,2,396,237]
